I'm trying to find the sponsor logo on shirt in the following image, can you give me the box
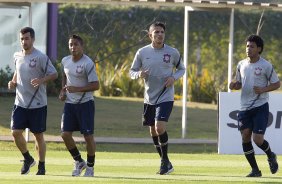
[29,58,37,68]
[163,54,171,63]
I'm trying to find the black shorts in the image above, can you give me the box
[11,105,47,133]
[61,100,95,135]
[142,101,174,126]
[237,102,269,134]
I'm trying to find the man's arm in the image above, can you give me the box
[65,81,100,93]
[253,81,280,94]
[59,71,67,101]
[229,81,242,90]
[8,72,17,90]
[130,51,143,79]
[30,72,58,88]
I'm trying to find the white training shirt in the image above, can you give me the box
[235,57,279,111]
[62,54,98,104]
[130,44,185,105]
[13,48,57,109]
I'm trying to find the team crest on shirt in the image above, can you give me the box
[76,65,83,74]
[163,54,171,63]
[29,58,37,68]
[254,67,262,76]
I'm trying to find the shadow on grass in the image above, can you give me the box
[0,141,217,154]
[57,142,217,154]
[0,96,218,140]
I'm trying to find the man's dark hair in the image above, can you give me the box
[20,27,35,38]
[246,34,264,54]
[69,34,84,46]
[149,22,166,32]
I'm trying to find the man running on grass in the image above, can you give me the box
[59,34,99,177]
[8,27,58,175]
[130,22,185,175]
[229,34,280,177]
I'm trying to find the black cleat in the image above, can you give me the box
[246,169,262,177]
[159,160,174,175]
[268,152,279,174]
[36,168,46,175]
[21,158,36,175]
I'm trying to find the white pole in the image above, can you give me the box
[182,7,189,139]
[227,8,234,92]
[25,3,32,142]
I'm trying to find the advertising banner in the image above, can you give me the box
[218,92,282,154]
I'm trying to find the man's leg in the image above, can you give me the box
[254,134,278,174]
[62,131,86,176]
[34,132,46,175]
[241,129,261,177]
[149,126,162,157]
[12,129,28,154]
[156,121,168,160]
[12,129,35,175]
[155,121,173,175]
[83,134,95,177]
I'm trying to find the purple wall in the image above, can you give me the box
[47,3,58,62]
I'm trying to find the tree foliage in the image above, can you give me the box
[56,6,282,102]
[2,5,282,103]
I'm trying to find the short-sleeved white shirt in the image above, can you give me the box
[130,44,185,105]
[235,57,279,110]
[62,54,98,104]
[14,48,57,108]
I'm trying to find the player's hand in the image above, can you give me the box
[229,81,241,90]
[139,70,149,78]
[58,87,67,101]
[8,81,17,90]
[65,85,79,93]
[164,76,175,87]
[30,78,43,88]
[253,86,265,94]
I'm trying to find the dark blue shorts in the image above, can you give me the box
[61,100,95,135]
[237,102,269,134]
[142,101,174,126]
[11,105,47,133]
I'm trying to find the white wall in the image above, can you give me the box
[218,92,282,154]
[0,3,47,71]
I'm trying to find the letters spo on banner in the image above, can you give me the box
[218,92,282,154]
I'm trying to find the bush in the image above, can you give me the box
[46,61,62,96]
[188,64,217,103]
[0,65,13,89]
[96,59,144,97]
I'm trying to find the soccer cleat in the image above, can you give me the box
[21,158,36,175]
[246,169,262,177]
[83,166,94,177]
[268,152,279,174]
[159,160,174,175]
[72,160,86,176]
[36,168,46,175]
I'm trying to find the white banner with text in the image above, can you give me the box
[218,92,282,154]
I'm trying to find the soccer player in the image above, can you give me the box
[59,34,99,177]
[130,22,185,175]
[8,27,58,175]
[229,34,280,177]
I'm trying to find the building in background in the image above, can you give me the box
[0,3,58,71]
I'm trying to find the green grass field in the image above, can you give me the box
[0,96,217,139]
[0,142,282,184]
[1,97,282,183]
